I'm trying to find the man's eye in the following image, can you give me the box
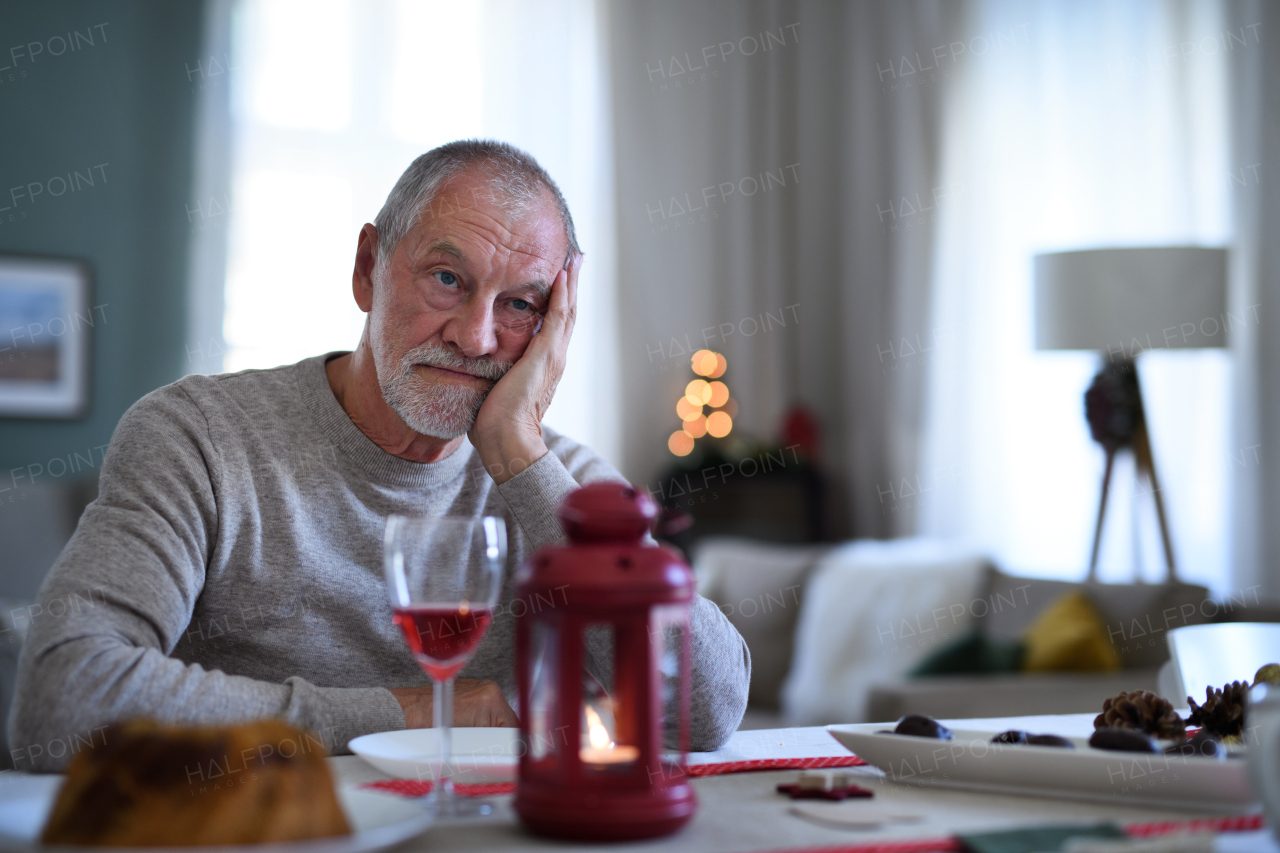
[435,271,459,288]
[510,298,531,311]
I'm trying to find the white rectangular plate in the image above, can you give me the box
[349,728,518,784]
[827,723,1256,812]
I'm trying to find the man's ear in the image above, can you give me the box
[352,223,379,313]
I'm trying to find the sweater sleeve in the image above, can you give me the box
[493,428,624,552]
[7,387,403,772]
[493,451,582,553]
[495,430,750,750]
[687,595,751,749]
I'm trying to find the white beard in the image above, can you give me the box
[377,342,511,439]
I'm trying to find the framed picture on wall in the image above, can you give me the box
[0,255,93,418]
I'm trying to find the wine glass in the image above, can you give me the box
[384,515,507,818]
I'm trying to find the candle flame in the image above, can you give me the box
[584,704,614,750]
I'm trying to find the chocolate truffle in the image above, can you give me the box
[1089,727,1159,753]
[894,715,953,740]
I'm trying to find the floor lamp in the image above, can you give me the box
[1034,247,1228,582]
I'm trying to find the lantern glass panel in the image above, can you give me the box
[580,623,640,770]
[528,621,559,761]
[653,604,689,763]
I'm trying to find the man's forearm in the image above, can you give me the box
[9,635,404,771]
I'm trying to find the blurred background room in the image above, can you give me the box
[2,0,1278,752]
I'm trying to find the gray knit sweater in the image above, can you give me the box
[8,354,749,771]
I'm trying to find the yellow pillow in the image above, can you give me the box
[1021,591,1120,672]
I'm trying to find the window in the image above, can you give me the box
[225,0,483,374]
[221,0,620,463]
[920,1,1233,595]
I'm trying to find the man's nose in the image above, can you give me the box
[442,295,499,358]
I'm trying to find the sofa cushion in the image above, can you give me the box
[1021,591,1119,672]
[781,539,993,724]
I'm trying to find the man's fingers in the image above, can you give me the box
[450,678,518,727]
[563,251,581,334]
[539,252,581,339]
[539,266,571,338]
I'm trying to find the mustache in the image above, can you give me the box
[402,344,511,382]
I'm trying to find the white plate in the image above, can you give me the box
[0,778,432,853]
[827,723,1256,812]
[349,728,519,784]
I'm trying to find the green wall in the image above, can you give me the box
[0,0,203,474]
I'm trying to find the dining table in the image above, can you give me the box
[348,712,1275,853]
[1,713,1274,853]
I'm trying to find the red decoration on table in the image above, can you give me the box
[776,782,874,801]
[513,483,698,842]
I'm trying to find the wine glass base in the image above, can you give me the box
[428,795,495,820]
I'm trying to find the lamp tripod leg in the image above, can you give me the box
[1088,449,1116,583]
[1133,419,1178,582]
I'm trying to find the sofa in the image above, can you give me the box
[693,536,1274,728]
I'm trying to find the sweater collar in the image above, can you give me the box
[295,352,474,488]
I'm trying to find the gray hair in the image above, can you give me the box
[372,139,580,268]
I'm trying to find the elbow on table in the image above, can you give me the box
[690,642,750,752]
[690,705,744,753]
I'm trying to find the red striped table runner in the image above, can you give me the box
[690,756,867,776]
[361,755,868,797]
[364,779,515,797]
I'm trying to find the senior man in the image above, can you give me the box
[9,140,750,771]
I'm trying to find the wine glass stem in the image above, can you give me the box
[434,675,454,801]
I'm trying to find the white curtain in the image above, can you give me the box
[919,0,1236,594]
[609,0,962,536]
[212,0,621,467]
[1225,0,1280,603]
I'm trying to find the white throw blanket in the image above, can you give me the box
[781,539,991,725]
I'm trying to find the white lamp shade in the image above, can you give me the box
[1035,247,1228,352]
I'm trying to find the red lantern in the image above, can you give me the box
[514,482,697,840]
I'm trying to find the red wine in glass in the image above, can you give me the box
[393,605,494,681]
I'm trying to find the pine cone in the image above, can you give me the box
[1187,681,1247,739]
[1094,690,1186,739]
